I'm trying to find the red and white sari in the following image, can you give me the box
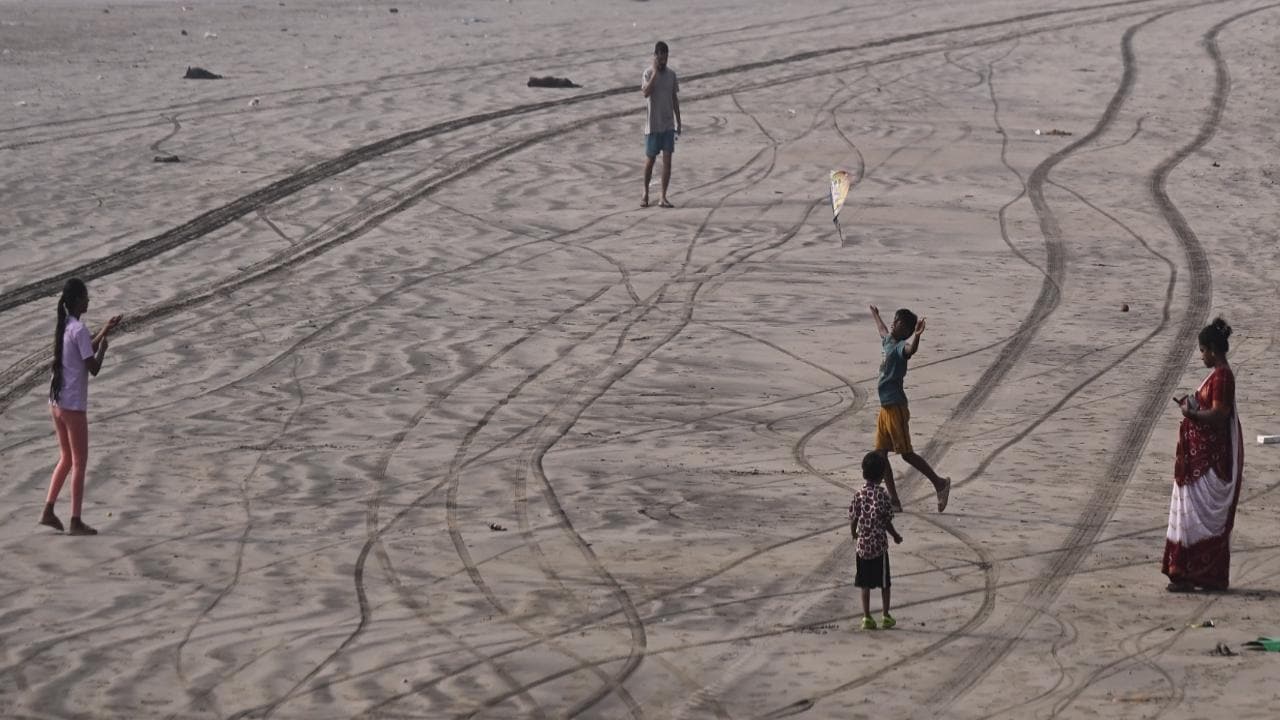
[1162,365,1244,590]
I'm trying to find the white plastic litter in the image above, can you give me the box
[1034,128,1042,135]
[204,31,218,39]
[1259,435,1280,445]
[248,97,260,108]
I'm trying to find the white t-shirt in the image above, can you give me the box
[642,66,679,135]
[54,316,95,411]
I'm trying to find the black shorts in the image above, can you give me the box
[855,552,891,589]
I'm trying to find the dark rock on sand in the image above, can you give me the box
[183,66,222,80]
[527,76,581,89]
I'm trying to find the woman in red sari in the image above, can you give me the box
[1163,317,1243,592]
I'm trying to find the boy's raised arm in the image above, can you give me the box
[869,305,889,338]
[903,317,926,358]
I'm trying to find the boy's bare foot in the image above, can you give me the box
[641,195,650,208]
[39,505,64,532]
[68,517,98,536]
[937,477,951,513]
[659,198,675,208]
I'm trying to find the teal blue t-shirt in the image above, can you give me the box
[878,335,909,406]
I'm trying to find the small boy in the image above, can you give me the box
[850,451,902,630]
[869,304,951,513]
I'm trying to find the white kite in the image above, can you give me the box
[829,169,855,243]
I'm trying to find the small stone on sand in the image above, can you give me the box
[183,66,222,79]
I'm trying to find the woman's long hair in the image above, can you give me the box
[50,278,88,403]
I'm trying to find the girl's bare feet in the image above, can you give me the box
[39,504,64,532]
[68,517,97,536]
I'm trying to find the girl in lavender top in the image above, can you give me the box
[40,278,122,536]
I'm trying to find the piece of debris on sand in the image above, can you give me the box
[153,154,181,163]
[527,75,581,89]
[183,66,222,80]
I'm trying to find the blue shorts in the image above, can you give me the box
[645,130,676,158]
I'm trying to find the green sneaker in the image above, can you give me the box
[861,616,878,630]
[880,613,896,629]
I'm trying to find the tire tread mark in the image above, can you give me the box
[169,359,305,719]
[231,286,618,720]
[367,193,825,719]
[0,0,1187,417]
[0,0,1166,318]
[927,2,1262,707]
[451,129,793,720]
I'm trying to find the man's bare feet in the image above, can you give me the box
[641,195,650,208]
[39,505,64,532]
[659,198,675,208]
[68,517,97,536]
[937,477,951,513]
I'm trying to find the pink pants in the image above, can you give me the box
[47,404,89,517]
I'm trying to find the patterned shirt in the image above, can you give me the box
[849,484,894,559]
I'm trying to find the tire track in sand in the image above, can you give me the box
[751,4,1204,716]
[170,359,305,719]
[0,0,1188,419]
[440,125,800,720]
[229,142,781,718]
[356,193,827,719]
[352,143,792,719]
[0,0,1170,320]
[153,126,786,716]
[925,2,1260,709]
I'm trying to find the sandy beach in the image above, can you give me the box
[3,0,1280,717]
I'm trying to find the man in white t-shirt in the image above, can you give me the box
[641,40,681,208]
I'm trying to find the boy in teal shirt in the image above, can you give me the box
[869,305,951,512]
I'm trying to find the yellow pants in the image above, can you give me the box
[874,404,913,455]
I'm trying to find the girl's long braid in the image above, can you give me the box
[50,297,68,403]
[49,279,86,403]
